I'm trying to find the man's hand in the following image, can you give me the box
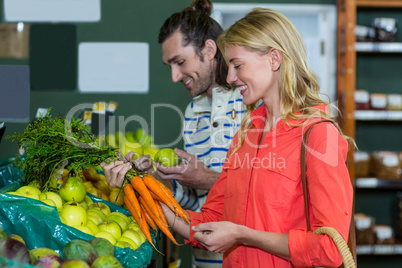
[154,148,219,190]
[192,222,241,253]
[100,159,131,188]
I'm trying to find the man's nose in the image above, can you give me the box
[171,66,182,83]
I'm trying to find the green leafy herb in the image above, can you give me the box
[6,110,120,191]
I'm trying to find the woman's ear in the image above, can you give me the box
[203,39,217,61]
[270,49,282,71]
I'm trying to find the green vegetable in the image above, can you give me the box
[6,110,120,191]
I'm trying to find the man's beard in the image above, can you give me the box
[190,71,215,97]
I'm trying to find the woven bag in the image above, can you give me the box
[301,120,357,268]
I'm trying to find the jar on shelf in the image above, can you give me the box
[355,90,370,110]
[371,151,401,180]
[387,94,402,111]
[355,151,371,177]
[374,225,395,245]
[373,17,398,42]
[355,213,376,245]
[370,93,387,110]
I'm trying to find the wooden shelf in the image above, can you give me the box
[357,244,402,255]
[357,0,402,8]
[356,42,402,53]
[355,110,402,121]
[355,178,402,189]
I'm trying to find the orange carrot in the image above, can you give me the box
[154,199,168,227]
[141,197,180,246]
[124,184,142,222]
[131,176,160,219]
[124,195,155,249]
[149,190,162,202]
[143,175,189,222]
[140,202,157,230]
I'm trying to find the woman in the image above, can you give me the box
[160,8,354,267]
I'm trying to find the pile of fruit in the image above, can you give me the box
[0,226,126,268]
[6,180,146,251]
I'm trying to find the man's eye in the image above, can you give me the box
[234,64,241,69]
[178,61,185,66]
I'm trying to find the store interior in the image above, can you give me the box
[1,0,402,267]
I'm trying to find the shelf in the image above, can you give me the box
[357,245,402,255]
[355,110,402,121]
[355,178,402,189]
[357,0,402,8]
[356,42,402,53]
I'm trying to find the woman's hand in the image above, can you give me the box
[192,221,242,253]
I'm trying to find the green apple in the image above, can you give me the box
[121,142,143,160]
[41,199,57,208]
[84,195,93,207]
[73,225,94,236]
[105,134,117,148]
[105,215,128,232]
[87,211,104,224]
[16,186,40,200]
[78,200,88,210]
[117,237,138,250]
[59,215,67,224]
[127,222,141,232]
[115,131,125,147]
[125,131,136,143]
[98,221,121,240]
[86,220,100,235]
[39,191,63,209]
[95,231,116,245]
[134,128,152,148]
[122,230,144,247]
[87,215,102,226]
[59,176,86,203]
[154,148,179,167]
[89,202,111,216]
[107,212,130,225]
[60,203,87,227]
[30,248,60,261]
[88,208,107,220]
[115,241,134,250]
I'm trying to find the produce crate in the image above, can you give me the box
[0,182,157,268]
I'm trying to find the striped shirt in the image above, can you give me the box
[173,86,246,267]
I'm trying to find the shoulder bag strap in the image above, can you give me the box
[300,119,357,265]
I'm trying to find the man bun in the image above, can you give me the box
[186,0,213,16]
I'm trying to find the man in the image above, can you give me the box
[102,0,246,266]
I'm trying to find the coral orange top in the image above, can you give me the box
[186,105,353,267]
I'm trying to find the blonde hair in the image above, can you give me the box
[218,8,352,157]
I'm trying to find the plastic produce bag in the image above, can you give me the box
[0,158,23,189]
[0,182,156,268]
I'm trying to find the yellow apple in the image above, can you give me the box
[107,212,130,225]
[122,230,144,247]
[109,188,125,206]
[41,199,57,208]
[127,222,141,232]
[73,225,94,236]
[86,219,100,235]
[95,231,116,245]
[117,237,138,250]
[87,215,102,226]
[89,202,111,216]
[84,195,93,207]
[16,186,40,200]
[39,191,63,209]
[105,215,128,232]
[87,211,104,224]
[60,203,87,227]
[98,221,121,240]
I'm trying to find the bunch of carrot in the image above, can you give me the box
[123,174,189,249]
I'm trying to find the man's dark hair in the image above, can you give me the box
[158,0,231,89]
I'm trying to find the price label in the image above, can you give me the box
[355,178,378,188]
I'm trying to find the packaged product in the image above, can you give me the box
[355,213,375,245]
[354,151,371,177]
[370,93,387,110]
[373,225,395,245]
[355,90,370,110]
[371,151,401,179]
[387,94,402,111]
